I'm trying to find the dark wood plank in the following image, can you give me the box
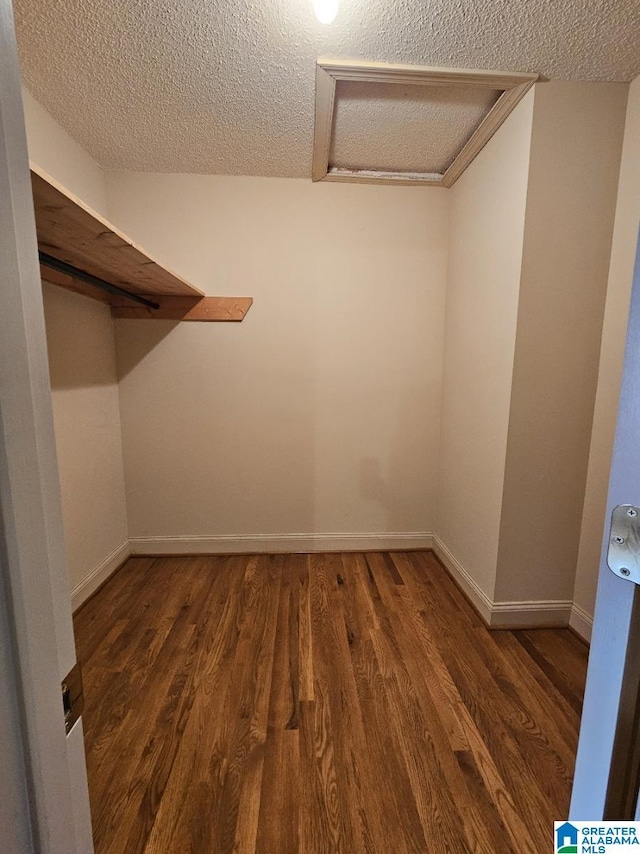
[340,553,428,854]
[74,551,588,854]
[403,552,584,841]
[255,555,300,853]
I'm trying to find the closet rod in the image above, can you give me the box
[38,251,161,309]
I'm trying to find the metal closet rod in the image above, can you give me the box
[38,251,160,310]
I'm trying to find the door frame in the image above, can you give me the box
[2,0,638,834]
[571,232,640,820]
[0,0,92,849]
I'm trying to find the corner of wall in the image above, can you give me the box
[435,85,535,611]
[70,540,131,613]
[21,86,108,215]
[494,80,629,611]
[572,76,640,633]
[23,91,130,606]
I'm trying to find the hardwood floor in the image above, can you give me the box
[74,551,589,854]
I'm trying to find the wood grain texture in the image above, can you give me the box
[75,551,588,854]
[110,295,253,321]
[31,165,204,299]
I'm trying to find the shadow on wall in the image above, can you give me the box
[42,282,177,391]
[114,320,180,381]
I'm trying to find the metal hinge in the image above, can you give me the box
[61,662,84,734]
[608,505,640,584]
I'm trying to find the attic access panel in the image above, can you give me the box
[331,81,502,175]
[312,60,538,188]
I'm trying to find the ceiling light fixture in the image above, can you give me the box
[313,0,338,24]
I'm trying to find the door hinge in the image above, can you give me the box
[61,662,84,734]
[608,505,640,585]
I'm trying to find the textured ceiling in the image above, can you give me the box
[14,0,640,177]
[331,81,501,173]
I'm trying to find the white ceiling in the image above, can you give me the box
[14,0,640,178]
[331,81,501,173]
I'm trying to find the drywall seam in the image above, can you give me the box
[129,533,434,555]
[70,539,130,612]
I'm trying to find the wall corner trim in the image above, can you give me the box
[128,532,434,555]
[70,539,131,612]
[489,598,573,629]
[433,534,578,631]
[569,603,594,643]
[432,535,494,623]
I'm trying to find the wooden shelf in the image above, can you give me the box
[31,165,252,322]
[111,296,254,322]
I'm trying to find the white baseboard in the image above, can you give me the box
[433,535,573,629]
[569,603,593,642]
[78,533,590,637]
[490,599,573,628]
[129,532,434,556]
[432,535,493,624]
[71,539,131,612]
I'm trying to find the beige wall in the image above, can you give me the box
[495,82,628,605]
[573,76,640,636]
[437,82,628,625]
[42,286,128,595]
[106,175,449,546]
[436,89,535,600]
[21,86,106,215]
[22,90,128,605]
